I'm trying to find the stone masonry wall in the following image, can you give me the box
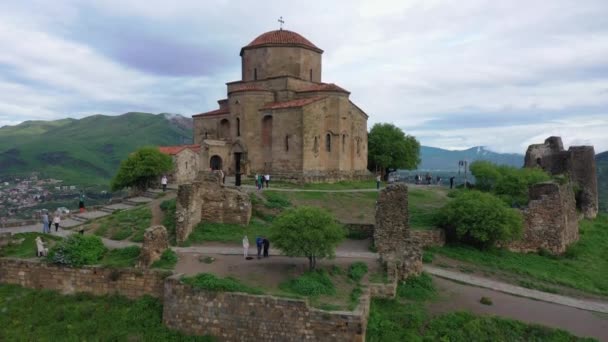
[162,276,369,342]
[374,183,409,255]
[508,182,578,254]
[0,258,168,299]
[137,226,169,268]
[408,229,446,248]
[176,171,251,244]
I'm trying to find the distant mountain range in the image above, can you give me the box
[418,145,524,170]
[0,112,192,185]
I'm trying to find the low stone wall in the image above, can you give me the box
[162,275,369,342]
[409,229,446,247]
[0,258,168,300]
[369,281,397,298]
[343,223,374,239]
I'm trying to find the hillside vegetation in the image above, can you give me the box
[0,112,192,185]
[597,151,608,213]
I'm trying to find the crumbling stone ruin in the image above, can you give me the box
[374,184,422,282]
[175,171,251,244]
[524,136,598,218]
[508,182,578,254]
[137,225,169,268]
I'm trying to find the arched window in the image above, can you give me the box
[236,118,241,137]
[262,116,273,149]
[326,134,331,152]
[342,134,346,152]
[254,68,257,80]
[285,135,289,151]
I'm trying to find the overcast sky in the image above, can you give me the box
[1,0,607,153]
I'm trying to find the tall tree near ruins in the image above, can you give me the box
[269,206,345,271]
[111,147,173,193]
[368,123,420,178]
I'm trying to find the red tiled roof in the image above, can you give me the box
[158,144,200,155]
[260,96,326,110]
[298,83,350,94]
[228,83,270,94]
[241,30,323,55]
[192,108,230,118]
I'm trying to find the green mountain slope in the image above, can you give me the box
[597,151,608,213]
[0,113,192,185]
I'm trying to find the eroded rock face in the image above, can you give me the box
[524,136,598,219]
[138,225,169,268]
[175,171,251,244]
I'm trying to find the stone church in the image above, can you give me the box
[192,29,370,182]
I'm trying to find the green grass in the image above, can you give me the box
[182,273,263,294]
[262,191,291,208]
[160,198,177,245]
[0,233,62,258]
[0,284,213,341]
[99,246,141,268]
[183,221,271,245]
[150,249,178,270]
[366,273,594,341]
[348,262,369,282]
[280,270,336,297]
[408,187,449,230]
[93,206,152,242]
[429,215,608,296]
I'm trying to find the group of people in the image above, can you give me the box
[242,235,270,259]
[414,173,442,185]
[41,210,61,233]
[255,174,270,190]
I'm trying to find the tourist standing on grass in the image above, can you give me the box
[256,236,263,259]
[264,174,270,188]
[242,235,250,259]
[41,211,50,233]
[254,173,259,189]
[53,212,61,232]
[78,191,86,213]
[258,174,264,190]
[450,176,455,189]
[376,174,381,189]
[161,175,168,192]
[262,237,270,257]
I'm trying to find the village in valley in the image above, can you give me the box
[1,2,608,342]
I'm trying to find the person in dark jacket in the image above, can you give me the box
[256,236,263,259]
[262,237,270,257]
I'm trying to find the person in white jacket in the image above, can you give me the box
[242,235,250,259]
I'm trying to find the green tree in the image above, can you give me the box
[111,147,173,192]
[368,123,420,178]
[269,206,345,270]
[437,190,523,249]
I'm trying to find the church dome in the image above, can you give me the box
[240,30,323,55]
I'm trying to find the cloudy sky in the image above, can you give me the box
[1,0,607,153]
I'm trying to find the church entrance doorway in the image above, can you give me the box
[210,155,223,171]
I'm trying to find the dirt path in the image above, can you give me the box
[149,192,176,226]
[430,276,608,341]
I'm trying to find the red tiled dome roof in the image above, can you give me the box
[241,30,323,55]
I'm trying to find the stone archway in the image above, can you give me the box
[210,155,223,171]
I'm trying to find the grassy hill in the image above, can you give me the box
[597,151,608,213]
[0,112,192,185]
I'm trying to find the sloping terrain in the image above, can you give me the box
[597,151,608,213]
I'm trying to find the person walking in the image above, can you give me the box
[78,191,86,213]
[262,237,270,258]
[264,174,270,188]
[161,175,168,192]
[242,235,250,259]
[450,176,455,189]
[254,173,259,189]
[41,211,50,234]
[376,174,381,189]
[256,236,263,259]
[53,212,61,232]
[258,174,264,190]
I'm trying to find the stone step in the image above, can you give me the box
[143,191,158,199]
[99,207,115,213]
[70,215,89,223]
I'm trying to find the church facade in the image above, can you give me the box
[192,29,370,182]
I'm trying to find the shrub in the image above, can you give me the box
[397,273,437,301]
[48,235,107,267]
[437,190,523,249]
[150,249,178,269]
[263,191,291,209]
[422,251,434,263]
[348,262,369,282]
[281,270,336,296]
[182,273,262,294]
[479,296,493,305]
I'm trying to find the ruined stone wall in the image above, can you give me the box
[508,182,578,254]
[137,226,169,268]
[0,258,167,299]
[175,172,251,244]
[524,136,598,218]
[408,229,446,248]
[162,276,368,342]
[173,149,200,185]
[374,184,409,255]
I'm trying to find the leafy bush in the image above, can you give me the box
[48,235,107,267]
[150,249,178,269]
[348,262,369,282]
[470,160,551,206]
[280,270,336,296]
[182,273,262,294]
[479,296,493,305]
[437,190,523,249]
[263,191,291,209]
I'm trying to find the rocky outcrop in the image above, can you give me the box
[138,226,169,268]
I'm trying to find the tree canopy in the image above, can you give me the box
[269,206,345,270]
[111,147,173,192]
[368,123,420,176]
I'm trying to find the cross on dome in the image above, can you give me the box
[278,16,284,30]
